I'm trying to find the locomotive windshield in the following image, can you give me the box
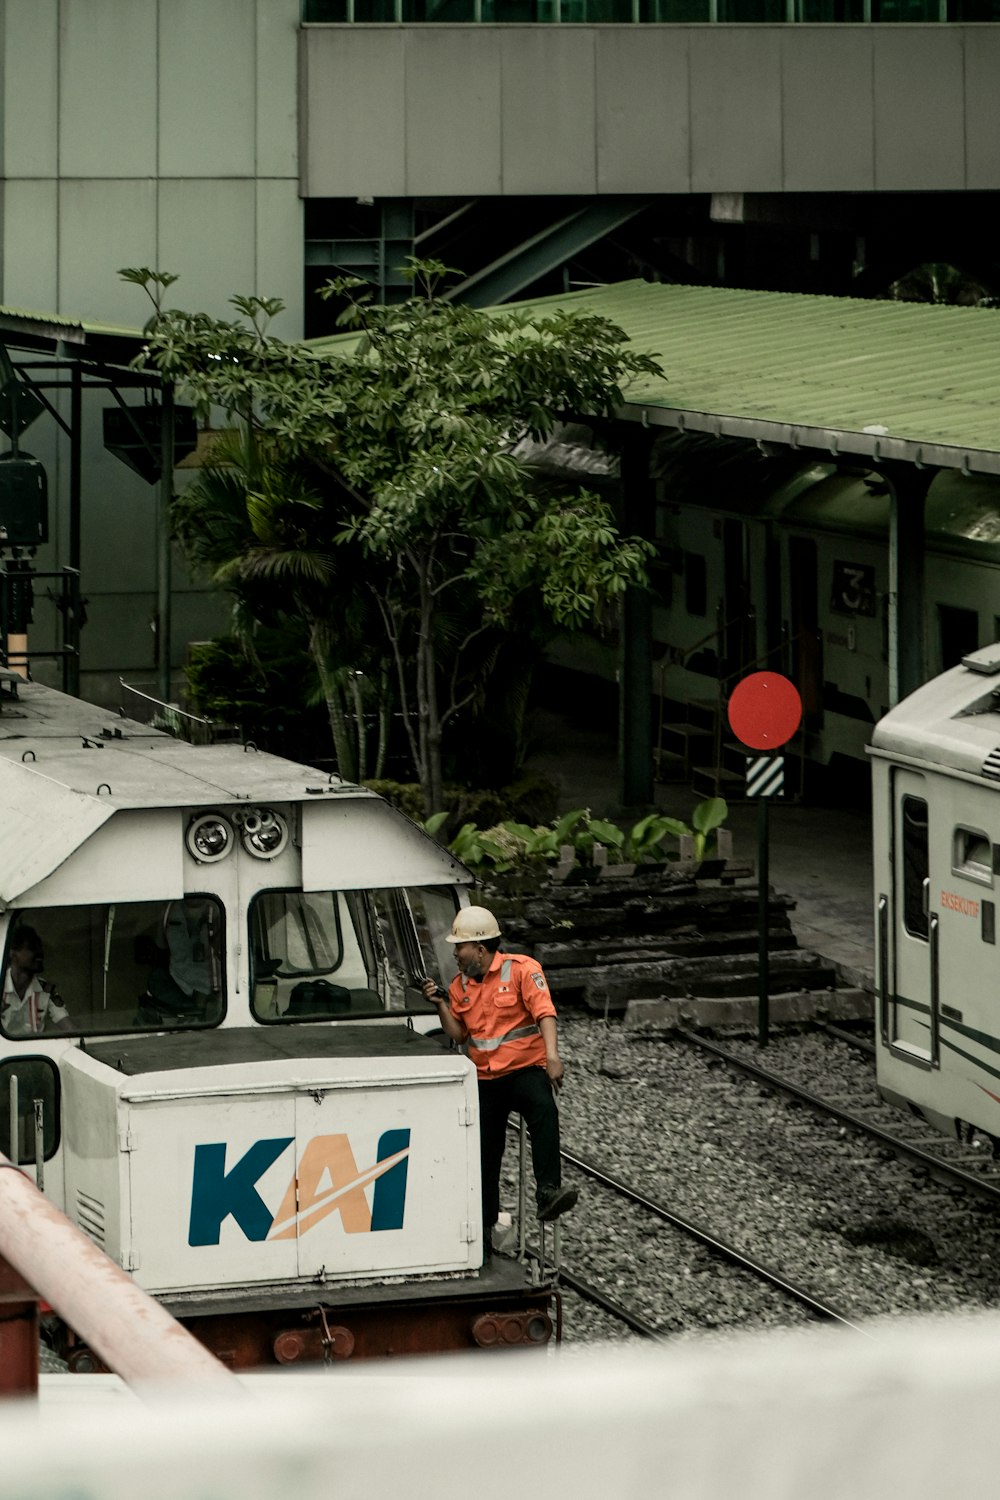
[250,885,458,1023]
[1,896,225,1039]
[0,885,461,1035]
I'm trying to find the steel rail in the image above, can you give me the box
[558,1143,866,1332]
[817,1020,876,1056]
[541,1260,665,1340]
[674,1027,1000,1207]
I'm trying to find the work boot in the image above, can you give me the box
[537,1184,579,1222]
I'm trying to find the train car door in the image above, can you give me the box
[887,768,939,1066]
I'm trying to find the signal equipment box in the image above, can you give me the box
[0,455,48,547]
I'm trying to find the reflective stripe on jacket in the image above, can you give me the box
[449,951,556,1078]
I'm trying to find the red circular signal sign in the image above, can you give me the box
[727,672,802,750]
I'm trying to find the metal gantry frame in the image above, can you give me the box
[0,333,176,703]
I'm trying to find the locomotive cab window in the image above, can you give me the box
[250,886,459,1022]
[953,827,993,885]
[1,898,225,1040]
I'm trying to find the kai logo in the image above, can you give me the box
[187,1130,410,1247]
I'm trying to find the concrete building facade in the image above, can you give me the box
[1,0,997,701]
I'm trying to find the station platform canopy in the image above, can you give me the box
[310,279,1000,477]
[6,280,1000,473]
[0,305,145,363]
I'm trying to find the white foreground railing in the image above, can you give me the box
[0,1152,234,1390]
[4,1309,1000,1498]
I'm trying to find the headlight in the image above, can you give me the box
[237,807,289,859]
[186,813,234,864]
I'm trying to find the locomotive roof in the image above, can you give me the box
[0,678,371,807]
[871,646,1000,781]
[0,679,472,904]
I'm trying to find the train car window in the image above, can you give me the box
[953,828,993,886]
[0,1057,59,1163]
[408,886,461,991]
[1,899,225,1039]
[251,890,356,1021]
[684,553,708,617]
[252,891,344,978]
[250,886,459,1022]
[901,797,930,940]
[367,887,461,1013]
[938,604,979,671]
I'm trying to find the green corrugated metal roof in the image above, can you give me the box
[310,280,1000,473]
[9,283,1000,472]
[498,282,1000,473]
[0,305,145,353]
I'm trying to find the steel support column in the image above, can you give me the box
[883,461,934,706]
[66,364,83,697]
[157,383,175,704]
[619,429,655,809]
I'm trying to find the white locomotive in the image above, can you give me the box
[0,674,554,1368]
[872,643,1000,1147]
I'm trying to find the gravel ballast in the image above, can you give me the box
[521,1017,1000,1346]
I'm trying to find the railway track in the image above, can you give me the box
[550,1011,1000,1343]
[546,1140,866,1338]
[676,1025,1000,1206]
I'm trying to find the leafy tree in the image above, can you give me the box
[126,262,663,811]
[170,431,391,780]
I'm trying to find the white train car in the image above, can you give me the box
[0,673,555,1368]
[650,435,1000,781]
[872,644,1000,1144]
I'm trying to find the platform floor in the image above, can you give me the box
[523,714,875,988]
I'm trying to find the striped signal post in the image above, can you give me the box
[727,674,803,1048]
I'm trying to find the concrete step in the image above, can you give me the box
[539,925,798,973]
[624,987,873,1030]
[570,948,837,1012]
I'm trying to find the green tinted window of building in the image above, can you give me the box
[301,0,996,16]
[720,0,784,14]
[407,0,480,15]
[797,0,866,16]
[872,0,943,16]
[639,0,711,14]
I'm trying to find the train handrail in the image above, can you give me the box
[877,894,890,1045]
[929,912,941,1067]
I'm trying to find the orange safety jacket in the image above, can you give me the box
[448,950,557,1079]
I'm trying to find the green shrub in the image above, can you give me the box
[500,772,560,826]
[434,799,729,873]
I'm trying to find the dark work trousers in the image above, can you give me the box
[478,1065,561,1231]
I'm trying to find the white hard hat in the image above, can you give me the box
[445,905,502,944]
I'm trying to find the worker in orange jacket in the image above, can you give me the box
[422,905,578,1258]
